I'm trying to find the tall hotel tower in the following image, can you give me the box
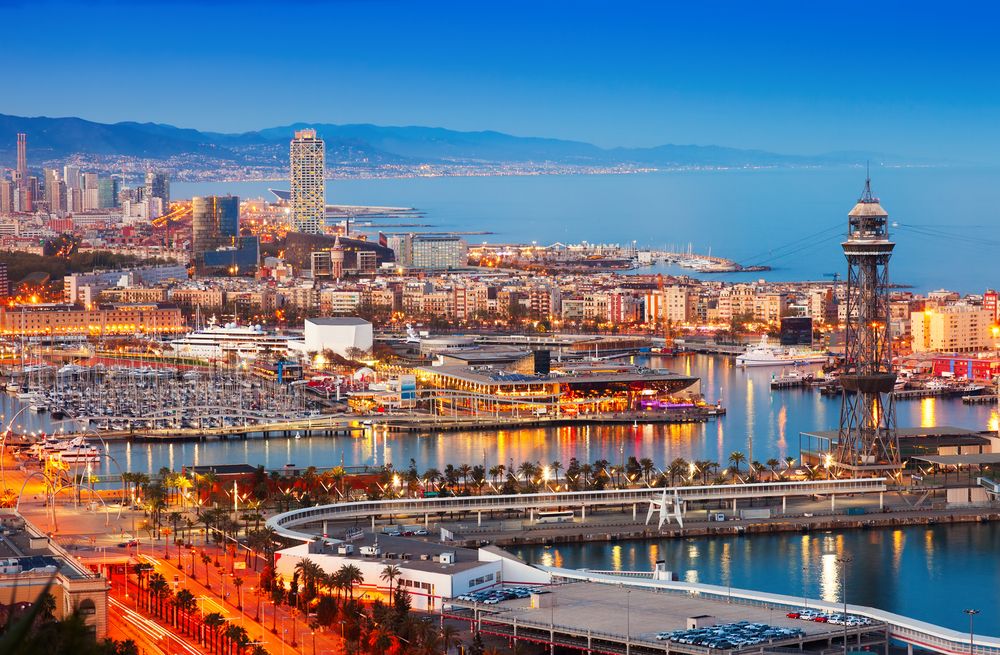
[289,129,325,234]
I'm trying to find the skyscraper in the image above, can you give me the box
[145,171,170,212]
[62,165,81,191]
[16,133,26,186]
[97,176,120,209]
[192,195,240,256]
[289,129,325,234]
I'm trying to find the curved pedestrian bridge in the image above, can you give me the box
[267,478,888,541]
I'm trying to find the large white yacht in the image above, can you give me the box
[168,320,295,361]
[735,335,829,368]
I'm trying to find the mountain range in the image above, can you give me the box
[0,112,883,171]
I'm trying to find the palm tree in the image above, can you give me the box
[667,457,688,486]
[232,575,244,610]
[148,572,171,616]
[295,558,326,609]
[457,464,472,488]
[784,456,796,475]
[203,612,226,652]
[225,623,250,655]
[639,457,655,484]
[326,569,346,600]
[728,451,746,476]
[488,465,502,486]
[173,589,197,634]
[549,460,562,485]
[339,563,364,600]
[766,458,781,480]
[517,461,536,485]
[380,565,402,606]
[199,551,212,580]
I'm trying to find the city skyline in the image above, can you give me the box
[3,1,1000,163]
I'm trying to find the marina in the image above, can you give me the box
[0,353,992,477]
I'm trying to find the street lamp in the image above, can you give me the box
[964,609,980,655]
[801,565,809,610]
[837,556,852,655]
[626,589,631,650]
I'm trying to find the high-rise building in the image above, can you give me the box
[62,165,81,191]
[97,176,119,209]
[16,133,26,185]
[289,129,325,234]
[45,168,65,212]
[0,263,9,299]
[145,171,170,211]
[192,195,240,256]
[0,180,14,213]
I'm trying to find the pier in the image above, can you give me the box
[446,579,887,655]
[480,569,1000,655]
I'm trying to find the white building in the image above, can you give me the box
[302,317,373,357]
[274,533,550,611]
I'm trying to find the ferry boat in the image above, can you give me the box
[736,336,829,368]
[52,438,101,464]
[168,321,294,361]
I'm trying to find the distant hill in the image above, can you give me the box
[0,112,875,170]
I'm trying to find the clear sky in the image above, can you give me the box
[3,0,999,161]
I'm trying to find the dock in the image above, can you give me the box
[963,394,998,405]
[36,407,726,442]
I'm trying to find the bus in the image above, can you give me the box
[535,510,574,524]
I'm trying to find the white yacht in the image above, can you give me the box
[52,437,101,464]
[168,321,294,361]
[736,336,829,368]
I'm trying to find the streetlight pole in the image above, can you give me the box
[837,556,852,655]
[801,565,809,610]
[626,589,631,655]
[964,609,980,655]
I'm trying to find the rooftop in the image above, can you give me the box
[418,364,697,387]
[300,531,488,575]
[306,317,372,326]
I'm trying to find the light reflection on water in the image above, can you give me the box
[86,354,994,477]
[510,522,1000,636]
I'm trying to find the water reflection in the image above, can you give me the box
[512,522,1000,636]
[85,353,996,477]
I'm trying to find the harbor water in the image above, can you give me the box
[23,353,991,478]
[509,522,1000,637]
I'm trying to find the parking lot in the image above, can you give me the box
[454,581,885,654]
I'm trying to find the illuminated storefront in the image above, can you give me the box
[415,364,700,416]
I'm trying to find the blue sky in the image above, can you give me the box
[2,0,999,161]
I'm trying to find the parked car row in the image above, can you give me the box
[655,621,805,648]
[786,609,872,626]
[454,585,541,605]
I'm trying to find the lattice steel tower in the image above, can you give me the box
[834,177,901,476]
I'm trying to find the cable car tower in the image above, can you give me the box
[834,176,901,476]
